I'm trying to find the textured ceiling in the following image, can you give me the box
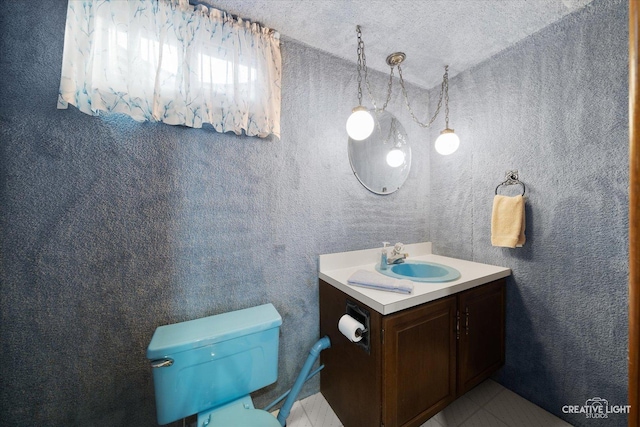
[204,0,596,89]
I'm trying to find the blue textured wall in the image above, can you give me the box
[429,1,628,426]
[1,0,629,426]
[0,1,431,425]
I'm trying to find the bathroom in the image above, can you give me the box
[0,0,631,426]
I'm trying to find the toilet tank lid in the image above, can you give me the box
[146,303,282,359]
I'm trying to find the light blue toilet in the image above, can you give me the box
[147,303,283,426]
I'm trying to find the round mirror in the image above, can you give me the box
[348,110,411,195]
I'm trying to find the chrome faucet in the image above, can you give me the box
[387,242,408,264]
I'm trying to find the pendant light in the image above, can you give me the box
[435,129,460,155]
[433,66,460,155]
[346,106,374,141]
[346,26,374,141]
[347,26,461,155]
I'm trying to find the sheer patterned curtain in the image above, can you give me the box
[58,0,281,138]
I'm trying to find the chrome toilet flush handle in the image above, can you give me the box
[150,358,174,368]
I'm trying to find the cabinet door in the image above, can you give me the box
[382,296,457,427]
[457,279,506,395]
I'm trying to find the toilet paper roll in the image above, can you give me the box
[338,314,365,343]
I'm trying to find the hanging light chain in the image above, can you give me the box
[381,67,394,112]
[397,64,449,129]
[366,65,394,112]
[356,25,394,112]
[443,65,450,128]
[359,26,379,110]
[356,26,364,106]
[355,26,451,124]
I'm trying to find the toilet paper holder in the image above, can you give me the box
[346,299,370,354]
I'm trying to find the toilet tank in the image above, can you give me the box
[146,303,282,425]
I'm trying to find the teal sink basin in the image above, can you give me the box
[375,260,461,283]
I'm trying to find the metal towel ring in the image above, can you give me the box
[495,170,526,196]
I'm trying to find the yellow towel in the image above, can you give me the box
[491,195,526,248]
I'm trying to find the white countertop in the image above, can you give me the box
[319,242,511,315]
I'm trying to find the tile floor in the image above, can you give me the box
[279,379,573,427]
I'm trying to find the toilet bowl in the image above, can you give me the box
[198,396,281,427]
[147,303,283,426]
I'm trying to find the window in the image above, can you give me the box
[58,0,281,138]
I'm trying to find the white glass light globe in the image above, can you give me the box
[434,129,460,155]
[346,107,375,141]
[386,148,405,167]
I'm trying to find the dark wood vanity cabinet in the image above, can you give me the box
[319,278,505,427]
[457,279,506,395]
[382,295,457,427]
